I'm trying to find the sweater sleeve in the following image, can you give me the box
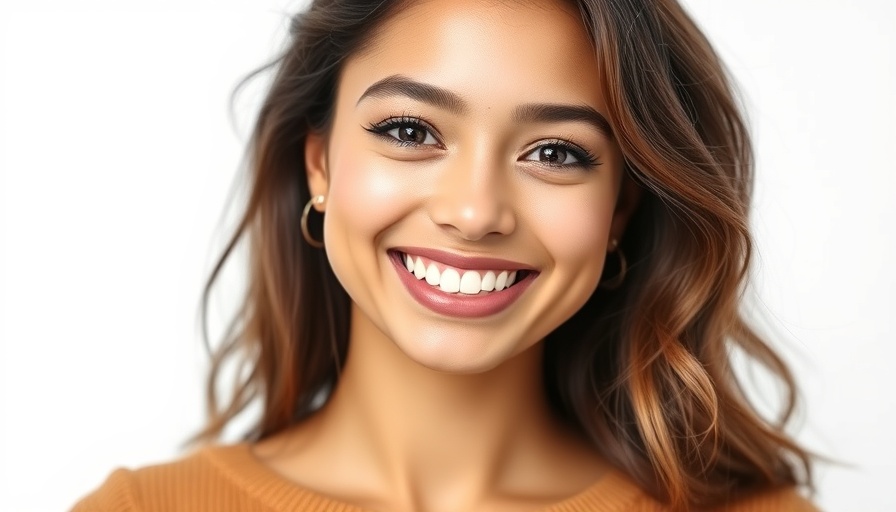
[70,469,140,512]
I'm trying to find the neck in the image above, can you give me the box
[258,305,606,511]
[336,306,551,487]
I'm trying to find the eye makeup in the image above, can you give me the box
[364,115,444,148]
[363,113,602,171]
[520,138,600,169]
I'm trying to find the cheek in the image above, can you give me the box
[325,151,417,241]
[320,147,413,310]
[526,184,616,279]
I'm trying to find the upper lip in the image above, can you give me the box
[391,246,537,272]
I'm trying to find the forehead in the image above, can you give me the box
[341,0,605,113]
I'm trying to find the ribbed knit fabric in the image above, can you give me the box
[71,443,817,511]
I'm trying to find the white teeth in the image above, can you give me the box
[459,271,482,294]
[401,253,525,294]
[494,271,508,291]
[425,263,440,285]
[413,257,426,279]
[439,268,460,293]
[481,271,496,291]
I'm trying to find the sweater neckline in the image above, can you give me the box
[200,442,645,511]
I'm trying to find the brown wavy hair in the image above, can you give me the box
[194,0,815,509]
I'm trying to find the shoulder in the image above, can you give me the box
[569,468,818,512]
[71,468,139,512]
[620,484,818,512]
[70,444,260,512]
[707,487,819,512]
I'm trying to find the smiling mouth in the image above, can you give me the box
[391,250,534,295]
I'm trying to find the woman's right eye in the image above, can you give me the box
[365,117,440,147]
[387,124,438,145]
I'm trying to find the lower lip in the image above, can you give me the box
[389,251,537,318]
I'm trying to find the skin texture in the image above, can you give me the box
[255,1,641,510]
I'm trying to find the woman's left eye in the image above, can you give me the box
[522,142,597,168]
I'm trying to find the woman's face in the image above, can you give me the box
[306,0,634,373]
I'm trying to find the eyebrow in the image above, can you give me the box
[357,75,613,137]
[512,103,613,138]
[357,75,467,114]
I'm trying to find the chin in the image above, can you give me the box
[391,328,533,375]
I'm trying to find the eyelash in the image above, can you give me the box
[530,139,600,169]
[364,116,600,169]
[364,116,442,148]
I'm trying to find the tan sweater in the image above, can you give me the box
[72,443,817,511]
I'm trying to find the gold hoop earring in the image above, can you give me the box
[301,195,325,248]
[600,238,627,290]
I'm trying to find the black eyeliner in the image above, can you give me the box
[363,115,443,148]
[530,138,601,169]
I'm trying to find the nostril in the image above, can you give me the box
[427,188,517,241]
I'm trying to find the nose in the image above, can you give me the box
[426,155,516,241]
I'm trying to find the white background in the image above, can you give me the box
[1,0,893,510]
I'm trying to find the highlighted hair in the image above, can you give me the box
[194,1,815,509]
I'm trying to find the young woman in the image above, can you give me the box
[74,0,817,510]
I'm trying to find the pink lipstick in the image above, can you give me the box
[388,249,538,318]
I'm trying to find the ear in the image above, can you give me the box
[304,131,330,212]
[609,172,642,243]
